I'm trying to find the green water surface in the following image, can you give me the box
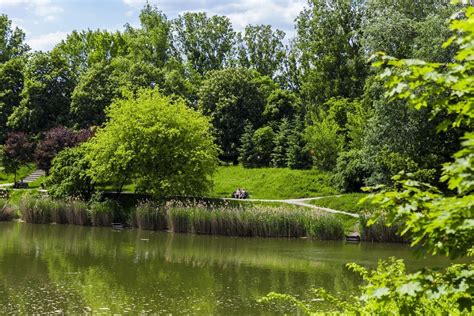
[0,222,453,314]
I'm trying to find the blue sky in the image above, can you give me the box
[0,0,306,51]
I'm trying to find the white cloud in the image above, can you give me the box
[27,31,68,51]
[0,0,63,21]
[122,0,152,8]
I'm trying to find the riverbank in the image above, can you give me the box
[2,194,345,240]
[0,190,406,241]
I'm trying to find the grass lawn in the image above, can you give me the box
[209,165,337,199]
[0,164,36,184]
[309,193,377,214]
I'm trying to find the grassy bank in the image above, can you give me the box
[8,194,345,240]
[309,193,376,214]
[210,166,337,199]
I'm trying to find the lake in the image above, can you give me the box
[0,222,454,314]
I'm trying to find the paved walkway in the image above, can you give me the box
[223,196,359,218]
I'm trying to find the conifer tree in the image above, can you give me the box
[238,123,256,168]
[271,118,291,167]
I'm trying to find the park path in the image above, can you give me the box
[223,196,359,218]
[0,169,45,188]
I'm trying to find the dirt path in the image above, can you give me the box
[223,196,359,218]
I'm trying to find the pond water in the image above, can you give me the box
[0,222,454,314]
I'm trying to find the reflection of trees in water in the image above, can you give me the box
[0,222,365,313]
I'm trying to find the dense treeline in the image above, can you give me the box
[0,0,468,194]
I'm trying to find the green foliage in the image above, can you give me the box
[237,25,286,80]
[172,12,236,75]
[210,165,337,199]
[0,57,24,142]
[198,68,272,161]
[8,51,76,132]
[270,119,291,168]
[46,145,95,199]
[264,89,300,123]
[70,62,119,127]
[305,112,344,171]
[238,123,256,168]
[295,0,367,105]
[253,126,275,167]
[87,89,219,197]
[0,14,29,63]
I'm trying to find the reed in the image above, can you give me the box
[0,199,15,221]
[134,200,167,230]
[359,213,408,243]
[165,202,344,239]
[88,200,116,226]
[19,194,54,224]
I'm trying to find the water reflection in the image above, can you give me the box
[0,222,453,314]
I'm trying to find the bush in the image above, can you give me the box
[19,193,54,224]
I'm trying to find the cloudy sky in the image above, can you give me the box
[1,0,306,51]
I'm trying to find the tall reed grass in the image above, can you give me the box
[162,202,344,239]
[134,200,167,230]
[16,194,345,240]
[359,213,408,243]
[0,199,15,221]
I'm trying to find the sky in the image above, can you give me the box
[0,0,307,51]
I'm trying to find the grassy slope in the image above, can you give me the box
[0,164,36,184]
[210,165,337,199]
[309,193,376,214]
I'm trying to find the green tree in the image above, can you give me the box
[253,126,275,167]
[238,123,256,168]
[0,14,29,63]
[295,0,367,106]
[237,25,286,80]
[86,89,219,197]
[124,3,171,67]
[264,89,300,123]
[198,68,272,162]
[305,112,344,171]
[0,57,24,142]
[287,118,311,170]
[46,145,95,199]
[8,52,76,132]
[70,62,120,127]
[271,119,291,168]
[172,12,236,75]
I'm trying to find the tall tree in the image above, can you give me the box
[8,51,76,132]
[172,12,236,75]
[237,25,286,80]
[295,0,367,106]
[198,68,274,162]
[0,14,29,63]
[124,3,171,67]
[0,57,24,142]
